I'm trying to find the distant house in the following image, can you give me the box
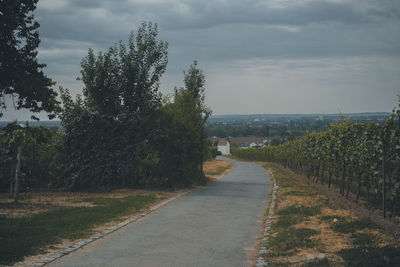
[217,140,230,155]
[209,136,230,155]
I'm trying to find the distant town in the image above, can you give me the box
[1,112,391,152]
[205,112,391,154]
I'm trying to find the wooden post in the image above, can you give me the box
[382,145,386,218]
[14,146,22,203]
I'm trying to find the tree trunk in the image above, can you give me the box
[341,162,346,196]
[32,133,37,185]
[346,167,356,199]
[393,201,396,224]
[383,147,386,218]
[356,174,362,203]
[321,166,325,185]
[14,146,22,203]
[328,169,332,188]
[9,165,15,198]
[9,181,14,199]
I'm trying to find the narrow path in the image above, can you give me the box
[50,157,271,267]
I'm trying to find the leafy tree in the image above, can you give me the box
[270,137,281,146]
[0,0,59,119]
[162,61,211,186]
[59,23,168,190]
[80,22,168,119]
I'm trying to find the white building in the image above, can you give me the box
[217,140,230,155]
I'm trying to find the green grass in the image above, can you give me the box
[268,262,290,267]
[351,233,376,247]
[268,228,320,256]
[331,218,381,234]
[305,257,331,267]
[282,190,314,196]
[275,215,301,228]
[278,205,321,217]
[264,165,297,188]
[338,246,400,267]
[319,215,347,224]
[0,194,158,265]
[321,198,343,210]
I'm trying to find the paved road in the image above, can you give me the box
[50,157,271,267]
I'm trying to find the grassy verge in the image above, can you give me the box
[0,193,163,265]
[259,163,399,266]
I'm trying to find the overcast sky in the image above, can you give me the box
[2,0,400,120]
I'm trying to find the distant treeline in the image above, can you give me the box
[206,113,390,139]
[0,121,62,128]
[1,23,213,195]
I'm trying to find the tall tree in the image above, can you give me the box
[80,22,168,119]
[0,0,58,119]
[59,23,168,190]
[169,61,211,186]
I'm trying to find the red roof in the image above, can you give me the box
[210,137,225,143]
[229,137,264,144]
[218,140,227,146]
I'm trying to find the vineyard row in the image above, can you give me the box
[232,103,400,218]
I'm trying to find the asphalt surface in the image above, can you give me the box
[49,157,271,267]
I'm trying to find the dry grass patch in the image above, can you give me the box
[203,159,234,180]
[260,163,397,266]
[0,189,176,219]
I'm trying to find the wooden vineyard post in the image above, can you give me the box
[382,145,386,218]
[13,146,22,203]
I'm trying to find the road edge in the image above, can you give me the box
[29,190,191,267]
[255,169,278,267]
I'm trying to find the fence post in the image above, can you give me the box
[382,145,386,218]
[14,146,22,203]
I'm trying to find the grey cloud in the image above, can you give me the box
[67,0,109,8]
[34,0,400,67]
[36,0,386,43]
[174,1,370,28]
[104,0,374,30]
